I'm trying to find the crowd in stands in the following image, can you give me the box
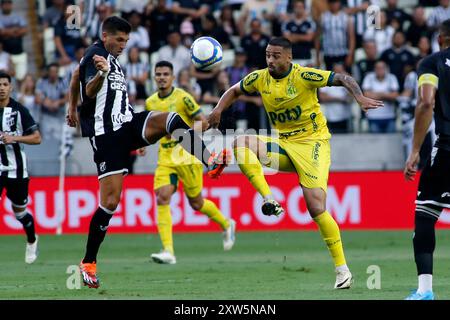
[0,0,448,163]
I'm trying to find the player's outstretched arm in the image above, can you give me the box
[404,83,436,181]
[208,83,243,129]
[331,73,384,112]
[67,65,80,128]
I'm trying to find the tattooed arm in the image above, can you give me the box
[331,73,384,112]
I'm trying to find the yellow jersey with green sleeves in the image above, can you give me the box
[145,87,202,166]
[240,63,333,140]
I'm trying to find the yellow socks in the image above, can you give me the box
[200,199,229,229]
[313,211,347,267]
[234,147,272,198]
[156,204,174,255]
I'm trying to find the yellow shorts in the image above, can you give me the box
[257,135,331,192]
[154,163,203,198]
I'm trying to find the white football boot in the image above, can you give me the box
[25,235,39,264]
[334,269,353,289]
[223,219,236,251]
[151,250,177,265]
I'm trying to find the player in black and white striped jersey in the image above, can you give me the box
[0,71,41,264]
[66,16,229,288]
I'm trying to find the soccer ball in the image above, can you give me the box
[190,36,223,71]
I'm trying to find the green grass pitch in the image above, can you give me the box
[1,230,450,300]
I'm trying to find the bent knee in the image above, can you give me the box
[307,205,326,217]
[156,193,172,205]
[188,197,203,211]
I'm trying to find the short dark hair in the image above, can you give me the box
[102,16,132,34]
[47,62,59,70]
[0,71,11,83]
[268,37,292,50]
[155,60,174,72]
[440,19,450,38]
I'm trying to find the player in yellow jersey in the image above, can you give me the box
[146,61,236,264]
[208,37,384,289]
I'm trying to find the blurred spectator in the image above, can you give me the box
[355,40,377,83]
[144,0,176,53]
[54,4,85,66]
[157,30,191,80]
[18,74,39,123]
[85,3,109,42]
[35,63,68,140]
[0,0,28,81]
[125,10,151,53]
[344,0,370,48]
[62,46,85,85]
[202,69,230,105]
[177,68,202,102]
[362,61,399,133]
[42,0,65,28]
[282,0,316,66]
[124,47,149,106]
[117,0,147,19]
[238,0,276,37]
[319,63,353,134]
[171,0,210,35]
[405,6,430,47]
[240,18,270,70]
[200,14,234,49]
[380,30,415,91]
[316,0,355,71]
[427,0,450,32]
[427,0,450,52]
[219,4,239,37]
[385,0,411,31]
[222,47,254,131]
[81,0,113,28]
[363,10,395,56]
[415,35,432,63]
[0,42,14,77]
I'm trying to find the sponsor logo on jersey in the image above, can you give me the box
[301,71,324,82]
[111,113,132,125]
[183,97,195,111]
[268,105,302,125]
[244,72,259,87]
[108,72,127,91]
[310,112,318,132]
[312,142,321,161]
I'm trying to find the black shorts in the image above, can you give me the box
[90,111,153,179]
[416,147,450,209]
[0,177,29,208]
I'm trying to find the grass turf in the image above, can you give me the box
[1,230,450,300]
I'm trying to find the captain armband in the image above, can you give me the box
[418,73,439,88]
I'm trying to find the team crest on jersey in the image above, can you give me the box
[301,72,323,82]
[99,162,106,172]
[183,97,195,111]
[244,72,259,86]
[287,81,297,97]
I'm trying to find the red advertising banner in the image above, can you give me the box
[1,172,449,234]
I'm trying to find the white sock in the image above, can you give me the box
[336,264,350,273]
[263,195,274,201]
[417,274,433,294]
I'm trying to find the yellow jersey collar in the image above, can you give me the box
[272,63,293,80]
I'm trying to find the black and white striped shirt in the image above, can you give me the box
[321,11,351,57]
[0,98,38,179]
[79,40,134,137]
[123,62,149,81]
[345,0,369,36]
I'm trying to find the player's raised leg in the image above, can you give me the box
[80,174,123,288]
[302,187,352,289]
[151,183,177,264]
[232,135,293,216]
[143,111,229,177]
